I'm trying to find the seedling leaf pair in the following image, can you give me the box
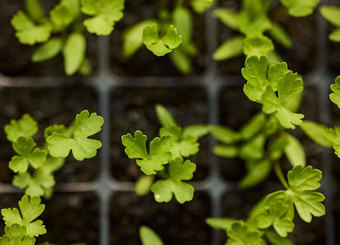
[13,171,55,197]
[122,131,172,175]
[226,222,262,245]
[143,24,182,56]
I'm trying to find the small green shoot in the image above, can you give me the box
[4,110,103,198]
[142,24,182,56]
[11,0,125,75]
[122,105,209,203]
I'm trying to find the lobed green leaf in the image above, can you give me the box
[10,137,47,173]
[47,110,103,161]
[2,195,46,237]
[143,24,182,56]
[11,11,52,45]
[81,0,124,35]
[5,114,38,143]
[243,35,274,57]
[151,158,196,203]
[281,0,320,17]
[226,222,262,245]
[122,131,172,175]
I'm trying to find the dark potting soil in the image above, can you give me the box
[0,0,98,77]
[217,86,261,182]
[332,193,340,244]
[36,192,99,244]
[0,86,100,184]
[110,191,211,244]
[110,0,206,76]
[217,86,323,183]
[220,188,326,245]
[0,193,98,244]
[110,86,210,182]
[0,193,23,236]
[216,0,317,76]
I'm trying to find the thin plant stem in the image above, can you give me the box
[273,161,289,189]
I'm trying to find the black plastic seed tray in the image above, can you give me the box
[0,0,339,244]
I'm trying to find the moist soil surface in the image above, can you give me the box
[0,193,99,244]
[110,86,210,182]
[110,0,206,76]
[0,86,100,184]
[0,0,98,77]
[110,191,211,244]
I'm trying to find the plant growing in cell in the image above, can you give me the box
[122,104,209,204]
[0,110,103,243]
[205,55,325,244]
[122,0,215,74]
[11,0,124,75]
[4,110,103,197]
[213,0,319,62]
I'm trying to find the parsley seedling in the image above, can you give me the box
[0,195,46,244]
[122,0,215,74]
[207,56,325,243]
[4,110,103,198]
[11,0,125,75]
[122,105,208,204]
[213,0,319,62]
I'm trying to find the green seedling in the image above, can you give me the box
[213,0,319,62]
[207,56,325,243]
[122,104,209,204]
[11,0,124,75]
[4,110,103,198]
[122,0,215,74]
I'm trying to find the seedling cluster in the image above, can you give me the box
[0,111,103,243]
[4,0,340,244]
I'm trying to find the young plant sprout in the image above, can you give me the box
[213,0,320,62]
[122,104,209,204]
[206,56,325,244]
[4,110,103,198]
[122,0,215,74]
[11,0,124,75]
